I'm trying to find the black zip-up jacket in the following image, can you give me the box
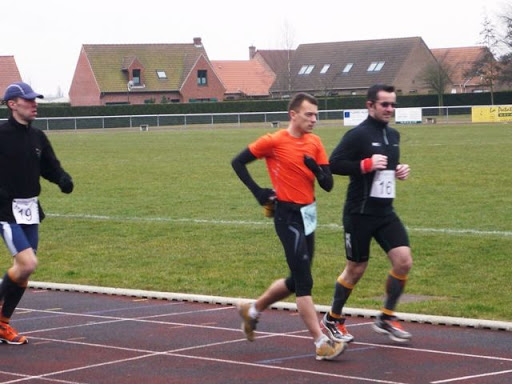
[330,116,400,216]
[0,117,68,222]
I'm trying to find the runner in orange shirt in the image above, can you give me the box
[231,92,346,361]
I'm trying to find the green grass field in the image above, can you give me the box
[7,122,511,322]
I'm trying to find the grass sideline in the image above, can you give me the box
[5,122,511,322]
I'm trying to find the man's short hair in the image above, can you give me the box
[288,92,317,113]
[367,84,395,102]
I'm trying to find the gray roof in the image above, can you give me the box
[271,37,429,94]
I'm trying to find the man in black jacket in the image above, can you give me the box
[321,84,413,344]
[0,82,74,344]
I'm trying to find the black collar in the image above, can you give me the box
[8,116,31,131]
[367,115,388,129]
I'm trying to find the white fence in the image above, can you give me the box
[0,106,474,131]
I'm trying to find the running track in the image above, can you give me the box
[0,282,510,384]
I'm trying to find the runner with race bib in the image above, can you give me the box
[0,82,74,345]
[321,84,413,345]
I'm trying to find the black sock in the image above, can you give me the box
[383,272,407,314]
[0,273,26,320]
[330,277,353,317]
[0,272,9,301]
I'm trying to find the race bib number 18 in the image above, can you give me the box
[12,197,40,224]
[370,170,396,198]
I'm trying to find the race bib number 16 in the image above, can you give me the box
[370,170,396,199]
[12,197,40,224]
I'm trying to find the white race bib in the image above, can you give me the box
[300,202,317,236]
[370,170,396,199]
[12,197,40,224]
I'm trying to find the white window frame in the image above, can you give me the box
[197,70,208,86]
[132,69,141,85]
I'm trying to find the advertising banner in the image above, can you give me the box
[343,109,368,126]
[395,108,422,124]
[471,105,512,122]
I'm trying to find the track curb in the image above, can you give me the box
[29,281,512,332]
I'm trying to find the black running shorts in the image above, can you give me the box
[342,213,409,263]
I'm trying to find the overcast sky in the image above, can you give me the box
[1,0,509,97]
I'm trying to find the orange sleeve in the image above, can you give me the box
[313,135,329,165]
[248,133,273,158]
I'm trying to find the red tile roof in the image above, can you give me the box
[431,46,487,87]
[211,60,275,97]
[0,56,22,98]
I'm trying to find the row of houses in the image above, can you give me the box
[0,36,497,106]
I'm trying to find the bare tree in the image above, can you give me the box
[420,59,452,107]
[497,6,512,85]
[280,21,295,94]
[469,15,501,104]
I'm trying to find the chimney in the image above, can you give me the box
[193,37,202,47]
[249,45,256,59]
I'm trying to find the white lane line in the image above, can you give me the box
[47,213,512,237]
[3,334,408,384]
[431,369,512,383]
[9,303,511,384]
[20,306,512,363]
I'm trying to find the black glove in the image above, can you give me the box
[304,155,334,192]
[58,172,74,194]
[304,155,320,175]
[253,187,275,206]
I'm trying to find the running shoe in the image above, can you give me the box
[315,336,346,361]
[372,315,411,342]
[0,323,28,345]
[237,302,258,342]
[321,313,354,343]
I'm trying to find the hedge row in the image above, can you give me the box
[1,91,511,119]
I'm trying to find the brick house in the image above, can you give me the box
[69,38,225,106]
[0,56,22,98]
[431,46,503,93]
[250,47,295,95]
[210,59,275,100]
[269,37,440,98]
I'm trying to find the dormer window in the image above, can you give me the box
[132,69,141,85]
[121,56,145,89]
[156,70,167,79]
